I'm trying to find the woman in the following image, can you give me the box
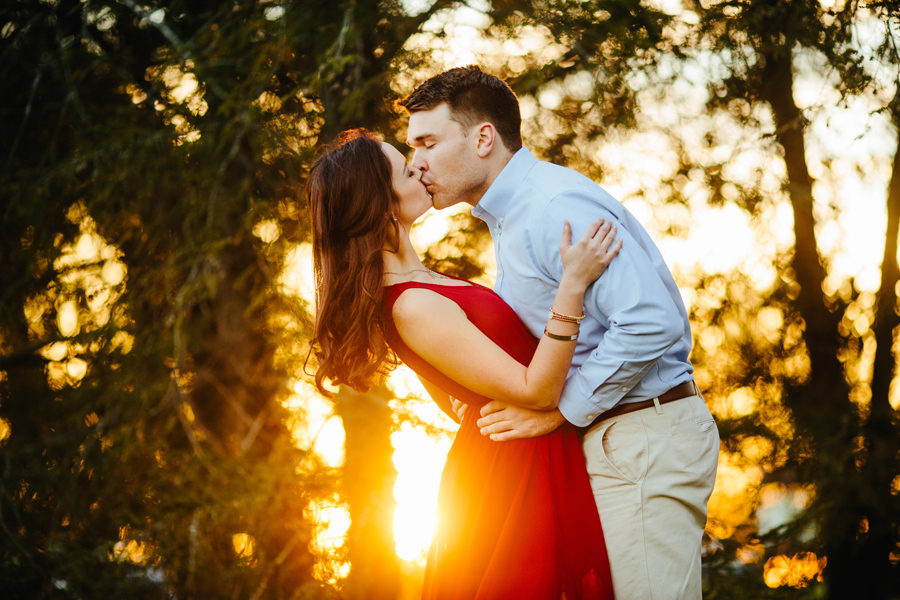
[307,129,619,599]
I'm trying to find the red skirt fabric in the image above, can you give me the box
[384,280,614,599]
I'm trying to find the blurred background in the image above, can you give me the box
[1,0,899,598]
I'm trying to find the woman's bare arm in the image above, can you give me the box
[394,220,620,410]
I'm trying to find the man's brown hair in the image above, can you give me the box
[397,65,523,152]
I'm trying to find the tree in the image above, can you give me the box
[474,0,899,597]
[293,1,490,596]
[1,0,350,596]
[0,0,502,596]
[1,0,334,595]
[14,1,896,597]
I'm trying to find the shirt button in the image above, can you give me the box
[622,387,629,392]
[498,217,504,223]
[587,415,595,421]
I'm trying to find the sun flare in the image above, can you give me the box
[386,366,457,562]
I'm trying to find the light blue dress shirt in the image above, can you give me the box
[471,148,694,427]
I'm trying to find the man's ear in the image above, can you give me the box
[474,123,497,158]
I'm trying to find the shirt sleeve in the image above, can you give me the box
[532,191,685,427]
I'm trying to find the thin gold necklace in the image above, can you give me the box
[384,268,452,280]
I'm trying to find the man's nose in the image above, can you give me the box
[410,151,427,172]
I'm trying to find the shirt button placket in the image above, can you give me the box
[494,226,503,285]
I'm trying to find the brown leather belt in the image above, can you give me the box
[587,380,700,429]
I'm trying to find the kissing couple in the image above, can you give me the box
[308,65,720,600]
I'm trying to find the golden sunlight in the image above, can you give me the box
[386,366,457,562]
[282,234,458,568]
[413,2,491,68]
[764,552,826,588]
[410,208,453,250]
[307,497,352,584]
[112,527,148,564]
[279,242,315,297]
[285,367,454,576]
[232,533,257,560]
[706,452,764,539]
[392,420,451,561]
[287,381,346,469]
[0,418,11,445]
[57,301,80,337]
[36,209,129,391]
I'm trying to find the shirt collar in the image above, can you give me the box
[472,147,537,222]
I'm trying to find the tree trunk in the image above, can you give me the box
[335,384,400,600]
[863,88,900,597]
[759,48,861,598]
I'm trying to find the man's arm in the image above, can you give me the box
[475,203,681,440]
[475,400,566,441]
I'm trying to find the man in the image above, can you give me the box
[398,65,719,599]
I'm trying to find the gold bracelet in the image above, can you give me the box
[544,327,578,342]
[549,308,586,324]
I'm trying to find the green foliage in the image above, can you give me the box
[480,1,900,597]
[0,0,490,596]
[4,0,899,598]
[0,0,334,597]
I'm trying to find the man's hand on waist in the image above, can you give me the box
[477,401,567,441]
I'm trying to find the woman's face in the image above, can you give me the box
[381,142,432,226]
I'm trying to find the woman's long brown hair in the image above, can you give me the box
[306,129,400,395]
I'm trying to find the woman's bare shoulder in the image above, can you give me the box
[391,288,464,326]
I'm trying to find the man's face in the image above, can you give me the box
[406,103,487,210]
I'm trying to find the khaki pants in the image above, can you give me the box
[582,395,719,600]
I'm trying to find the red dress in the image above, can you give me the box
[384,279,615,600]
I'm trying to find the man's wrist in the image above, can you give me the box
[548,408,568,426]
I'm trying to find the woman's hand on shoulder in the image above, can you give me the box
[559,218,622,290]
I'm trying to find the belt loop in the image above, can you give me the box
[653,397,662,415]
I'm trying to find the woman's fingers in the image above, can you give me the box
[581,218,605,242]
[582,221,616,251]
[561,218,621,281]
[597,222,617,249]
[600,237,623,265]
[580,220,621,274]
[558,219,573,255]
[597,226,621,258]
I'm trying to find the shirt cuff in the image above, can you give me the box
[557,362,654,426]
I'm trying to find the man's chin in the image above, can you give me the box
[430,194,454,210]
